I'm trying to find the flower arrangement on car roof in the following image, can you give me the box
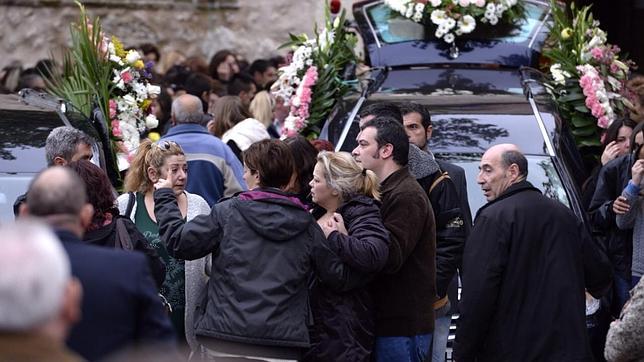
[46,1,159,174]
[383,0,525,44]
[542,0,635,150]
[271,6,357,139]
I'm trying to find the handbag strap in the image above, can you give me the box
[124,192,135,218]
[115,218,133,251]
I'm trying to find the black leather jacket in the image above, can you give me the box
[418,170,467,298]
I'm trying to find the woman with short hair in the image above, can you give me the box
[153,139,359,360]
[305,151,389,361]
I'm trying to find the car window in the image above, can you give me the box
[337,113,549,156]
[366,1,549,45]
[436,154,570,220]
[0,115,54,173]
[0,175,33,222]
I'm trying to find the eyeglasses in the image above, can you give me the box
[156,140,179,150]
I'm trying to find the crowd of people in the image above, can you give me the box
[1,44,644,362]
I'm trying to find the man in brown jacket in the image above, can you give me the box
[353,116,436,361]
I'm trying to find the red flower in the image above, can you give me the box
[330,0,341,14]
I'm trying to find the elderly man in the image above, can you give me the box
[0,220,83,361]
[454,144,612,361]
[22,167,174,360]
[161,94,246,206]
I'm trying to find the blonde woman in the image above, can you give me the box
[208,95,269,161]
[305,151,389,361]
[250,90,280,138]
[117,139,210,350]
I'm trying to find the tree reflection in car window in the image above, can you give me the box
[437,155,571,220]
[536,159,570,208]
[431,118,509,152]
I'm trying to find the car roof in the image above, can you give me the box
[329,67,557,156]
[353,0,552,68]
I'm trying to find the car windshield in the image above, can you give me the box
[365,0,550,45]
[436,154,570,220]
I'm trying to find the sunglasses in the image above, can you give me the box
[155,140,179,150]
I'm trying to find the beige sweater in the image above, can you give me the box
[605,278,644,362]
[117,191,211,354]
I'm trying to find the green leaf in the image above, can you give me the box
[574,105,590,113]
[569,115,594,128]
[577,138,602,147]
[571,125,598,136]
[557,92,585,102]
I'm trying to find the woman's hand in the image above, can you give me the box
[319,213,348,238]
[613,196,630,215]
[601,141,620,165]
[631,159,644,185]
[332,213,348,236]
[154,178,173,191]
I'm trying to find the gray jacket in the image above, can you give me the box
[605,278,644,361]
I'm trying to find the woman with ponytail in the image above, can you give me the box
[305,151,389,361]
[116,139,210,350]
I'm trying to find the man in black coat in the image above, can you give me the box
[454,144,612,362]
[21,167,175,361]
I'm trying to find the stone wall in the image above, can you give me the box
[0,0,359,70]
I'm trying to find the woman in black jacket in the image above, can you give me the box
[305,151,389,361]
[153,140,361,360]
[68,160,165,289]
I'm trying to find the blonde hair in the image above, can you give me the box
[249,91,275,128]
[316,151,380,201]
[123,139,185,193]
[209,95,249,138]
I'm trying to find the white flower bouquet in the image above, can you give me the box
[383,0,524,44]
[272,7,357,139]
[543,0,635,150]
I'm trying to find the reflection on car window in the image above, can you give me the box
[367,1,548,45]
[338,113,548,156]
[437,155,570,220]
[431,115,547,154]
[0,114,54,172]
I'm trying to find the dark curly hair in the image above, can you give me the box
[67,160,117,230]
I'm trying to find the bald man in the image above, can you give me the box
[453,144,612,362]
[23,167,175,360]
[159,94,246,207]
